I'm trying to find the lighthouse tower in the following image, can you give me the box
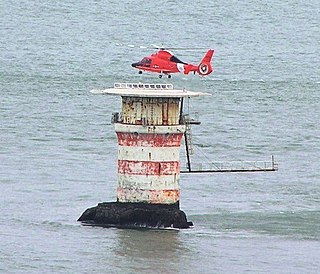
[115,84,184,206]
[78,83,209,228]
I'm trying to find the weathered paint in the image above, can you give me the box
[118,160,180,175]
[117,146,181,162]
[91,83,210,98]
[118,174,179,190]
[116,130,183,203]
[121,97,181,125]
[116,132,183,147]
[115,123,186,135]
[149,189,179,204]
[113,94,188,205]
[117,187,180,204]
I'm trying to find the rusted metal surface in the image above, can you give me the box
[89,83,209,206]
[116,132,183,147]
[109,87,199,205]
[149,189,179,204]
[117,146,181,162]
[115,123,186,134]
[118,160,180,175]
[117,187,180,204]
[116,121,183,204]
[118,174,179,189]
[121,97,180,125]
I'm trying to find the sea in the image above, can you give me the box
[1,0,319,273]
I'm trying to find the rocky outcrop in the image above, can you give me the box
[78,202,193,229]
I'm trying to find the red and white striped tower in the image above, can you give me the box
[79,82,277,228]
[95,83,208,208]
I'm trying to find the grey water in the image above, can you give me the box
[1,0,319,273]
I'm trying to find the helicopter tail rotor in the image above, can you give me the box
[197,49,214,76]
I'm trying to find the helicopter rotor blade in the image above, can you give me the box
[165,47,210,51]
[151,44,209,51]
[128,44,148,49]
[151,44,164,49]
[116,43,210,51]
[116,43,150,49]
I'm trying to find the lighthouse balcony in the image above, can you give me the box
[114,123,186,135]
[111,112,187,126]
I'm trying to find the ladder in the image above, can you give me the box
[179,98,278,174]
[184,114,194,155]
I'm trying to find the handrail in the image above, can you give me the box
[181,157,278,173]
[114,83,174,90]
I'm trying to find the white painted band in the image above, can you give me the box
[117,187,179,204]
[118,146,181,162]
[115,123,186,134]
[118,173,180,190]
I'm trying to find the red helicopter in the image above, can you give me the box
[130,46,215,78]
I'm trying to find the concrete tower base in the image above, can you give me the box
[78,202,193,229]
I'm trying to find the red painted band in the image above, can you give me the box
[116,132,183,147]
[118,160,180,175]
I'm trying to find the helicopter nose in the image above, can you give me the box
[131,62,138,67]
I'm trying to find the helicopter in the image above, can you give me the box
[125,44,215,78]
[132,48,214,78]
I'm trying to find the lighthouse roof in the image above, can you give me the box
[90,82,210,98]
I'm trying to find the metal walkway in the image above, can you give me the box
[181,156,278,173]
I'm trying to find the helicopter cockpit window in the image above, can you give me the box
[170,55,187,64]
[139,58,151,67]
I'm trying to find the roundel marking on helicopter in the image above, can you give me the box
[200,64,209,75]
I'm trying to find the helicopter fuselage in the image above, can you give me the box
[132,49,214,78]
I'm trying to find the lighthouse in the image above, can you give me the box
[78,83,209,229]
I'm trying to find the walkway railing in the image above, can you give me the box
[114,83,174,90]
[181,156,278,173]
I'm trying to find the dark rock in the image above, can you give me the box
[78,202,192,229]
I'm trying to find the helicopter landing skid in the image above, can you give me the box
[159,74,171,79]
